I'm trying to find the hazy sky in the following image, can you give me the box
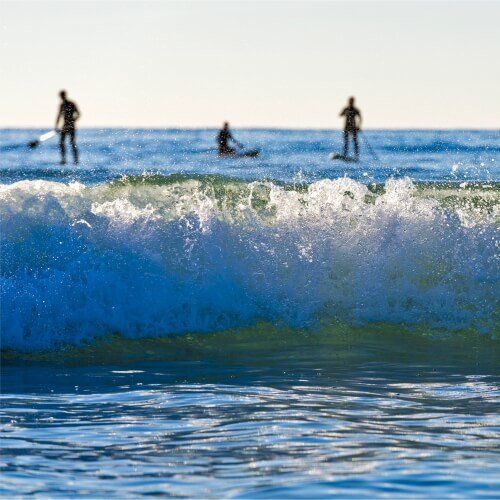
[1,0,499,128]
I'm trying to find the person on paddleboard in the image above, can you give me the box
[217,122,244,156]
[55,90,80,164]
[339,96,362,160]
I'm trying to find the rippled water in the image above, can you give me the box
[2,332,499,498]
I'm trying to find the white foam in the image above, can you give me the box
[1,177,498,351]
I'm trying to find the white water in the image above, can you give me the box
[1,176,498,351]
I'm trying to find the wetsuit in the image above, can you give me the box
[217,128,235,155]
[340,106,361,159]
[59,100,79,163]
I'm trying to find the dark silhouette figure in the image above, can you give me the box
[340,97,362,160]
[217,122,243,156]
[55,90,80,164]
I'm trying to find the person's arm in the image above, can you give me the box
[73,105,81,122]
[232,135,244,149]
[55,105,62,130]
[229,132,244,149]
[356,111,362,130]
[339,108,346,117]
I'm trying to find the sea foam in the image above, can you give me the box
[1,176,498,351]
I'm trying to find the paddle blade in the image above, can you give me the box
[28,130,57,149]
[39,130,56,142]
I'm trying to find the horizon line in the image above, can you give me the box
[1,126,499,131]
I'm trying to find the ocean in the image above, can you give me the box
[1,128,499,498]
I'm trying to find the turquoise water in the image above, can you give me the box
[1,129,499,497]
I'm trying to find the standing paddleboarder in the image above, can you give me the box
[339,96,362,160]
[55,90,80,164]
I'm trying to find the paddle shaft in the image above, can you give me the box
[360,132,380,162]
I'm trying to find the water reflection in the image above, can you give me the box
[2,347,499,497]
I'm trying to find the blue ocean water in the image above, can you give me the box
[1,128,499,498]
[1,128,499,185]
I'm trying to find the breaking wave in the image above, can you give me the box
[1,175,498,352]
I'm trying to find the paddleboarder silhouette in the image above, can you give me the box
[217,122,244,156]
[55,90,80,164]
[339,96,362,160]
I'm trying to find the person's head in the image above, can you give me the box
[223,121,229,129]
[348,96,355,106]
[59,90,67,101]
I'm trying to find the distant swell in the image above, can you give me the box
[1,176,498,352]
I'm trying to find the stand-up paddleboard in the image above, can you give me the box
[28,130,57,149]
[329,153,358,163]
[219,149,260,158]
[236,149,260,158]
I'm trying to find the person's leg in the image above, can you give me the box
[353,129,359,159]
[60,130,67,164]
[69,129,78,164]
[343,130,349,156]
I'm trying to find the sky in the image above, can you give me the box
[0,0,499,128]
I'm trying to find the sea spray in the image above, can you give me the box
[1,176,498,351]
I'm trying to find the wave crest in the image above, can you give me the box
[1,176,498,351]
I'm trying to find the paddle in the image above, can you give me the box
[360,131,380,162]
[28,130,57,149]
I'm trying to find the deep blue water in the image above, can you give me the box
[1,129,499,498]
